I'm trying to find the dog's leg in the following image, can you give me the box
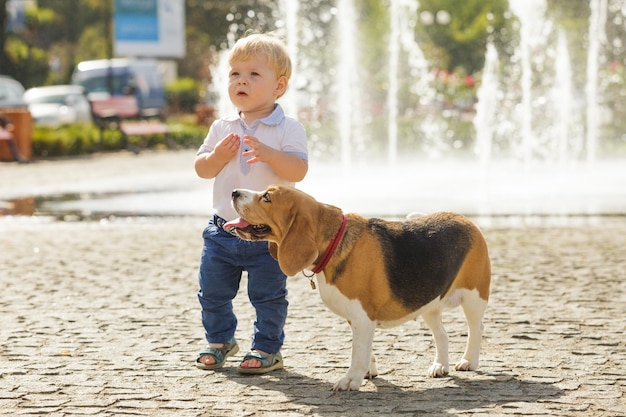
[422,309,449,377]
[333,317,376,391]
[455,293,487,371]
[365,354,378,379]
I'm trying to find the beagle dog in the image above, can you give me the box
[225,185,491,391]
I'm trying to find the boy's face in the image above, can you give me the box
[228,53,287,115]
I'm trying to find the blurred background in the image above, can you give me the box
[1,0,625,218]
[1,0,625,161]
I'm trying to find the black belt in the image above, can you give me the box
[214,215,238,236]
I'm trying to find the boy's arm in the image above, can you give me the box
[265,151,308,182]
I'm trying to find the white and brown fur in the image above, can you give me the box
[227,185,491,391]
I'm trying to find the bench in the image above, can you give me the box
[92,117,171,154]
[0,126,26,163]
[118,120,171,154]
[120,121,169,136]
[0,127,12,141]
[89,101,170,153]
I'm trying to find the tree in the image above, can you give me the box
[1,0,48,87]
[415,0,512,74]
[0,0,14,76]
[182,0,277,82]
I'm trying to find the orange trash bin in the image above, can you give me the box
[0,108,32,162]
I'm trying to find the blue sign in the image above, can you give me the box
[116,0,157,14]
[115,15,159,41]
[115,0,159,42]
[114,0,185,58]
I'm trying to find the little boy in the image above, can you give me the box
[194,33,308,373]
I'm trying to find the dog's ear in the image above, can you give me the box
[268,242,278,260]
[276,215,318,277]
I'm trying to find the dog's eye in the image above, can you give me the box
[262,192,271,203]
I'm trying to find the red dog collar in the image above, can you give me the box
[311,214,347,274]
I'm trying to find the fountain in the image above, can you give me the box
[509,0,548,166]
[190,0,626,218]
[387,0,400,166]
[586,0,608,165]
[270,0,617,168]
[473,43,499,169]
[277,0,299,118]
[554,29,573,167]
[30,1,621,221]
[3,1,625,222]
[386,0,432,166]
[336,0,360,168]
[303,0,622,217]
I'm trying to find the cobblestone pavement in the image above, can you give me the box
[0,153,625,416]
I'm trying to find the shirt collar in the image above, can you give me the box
[224,103,285,127]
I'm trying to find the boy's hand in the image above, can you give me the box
[242,135,277,164]
[239,135,308,182]
[214,133,241,163]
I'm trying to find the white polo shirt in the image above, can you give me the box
[197,104,308,220]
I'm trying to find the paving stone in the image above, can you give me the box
[1,152,625,416]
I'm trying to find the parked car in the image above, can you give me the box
[0,75,27,109]
[23,85,93,127]
[72,59,166,121]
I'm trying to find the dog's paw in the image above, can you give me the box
[332,375,364,391]
[365,355,378,379]
[427,363,449,378]
[454,358,477,372]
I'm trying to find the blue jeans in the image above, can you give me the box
[197,218,288,354]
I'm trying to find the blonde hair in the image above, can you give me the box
[228,33,292,80]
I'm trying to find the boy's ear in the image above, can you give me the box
[275,75,288,98]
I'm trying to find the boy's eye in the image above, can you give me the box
[251,72,260,76]
[229,72,239,77]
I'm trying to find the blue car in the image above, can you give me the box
[72,59,166,121]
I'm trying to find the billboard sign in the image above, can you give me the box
[114,0,185,58]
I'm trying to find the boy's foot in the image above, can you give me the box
[195,338,239,370]
[237,350,283,374]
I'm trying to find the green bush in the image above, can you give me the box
[32,124,101,157]
[165,78,201,114]
[31,122,207,158]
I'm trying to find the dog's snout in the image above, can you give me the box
[232,190,241,200]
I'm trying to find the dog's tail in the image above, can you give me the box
[406,211,427,220]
